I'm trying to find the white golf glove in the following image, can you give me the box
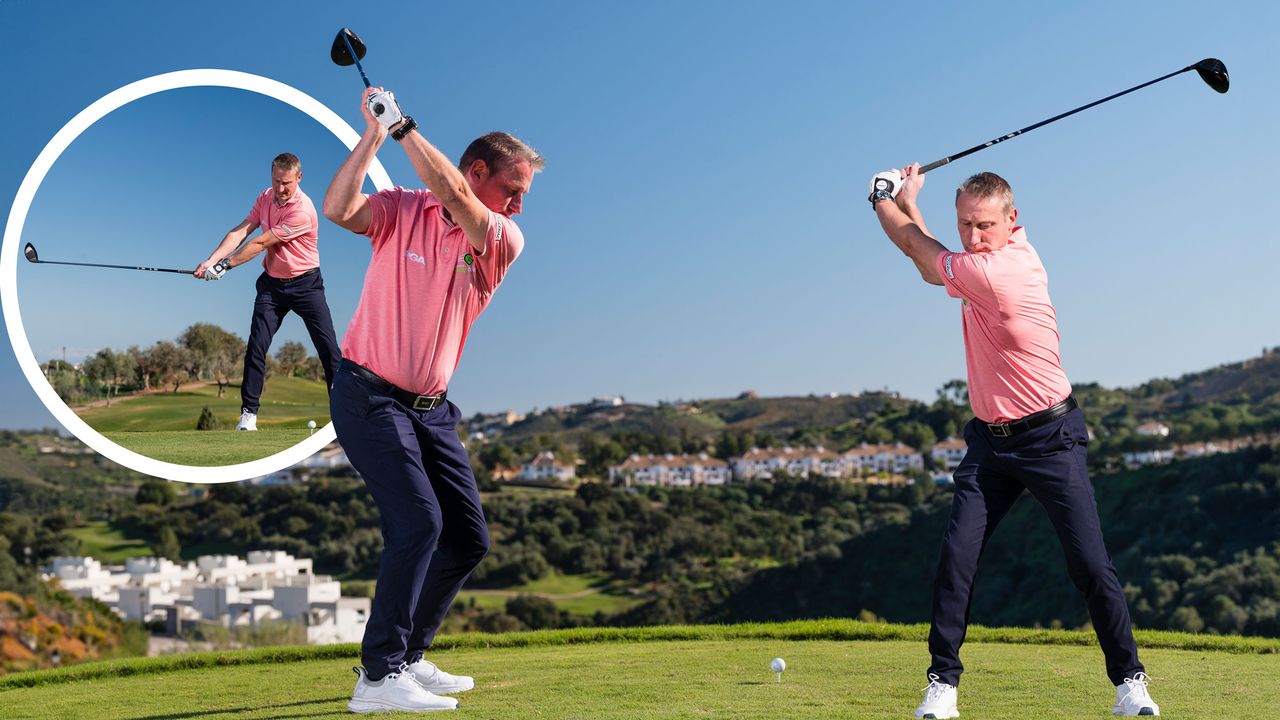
[203,258,231,281]
[868,170,904,204]
[367,90,404,129]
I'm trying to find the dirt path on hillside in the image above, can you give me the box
[70,380,231,411]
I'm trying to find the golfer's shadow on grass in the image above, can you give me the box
[128,696,349,720]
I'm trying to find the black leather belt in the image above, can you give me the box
[986,395,1078,437]
[275,267,319,283]
[341,359,446,411]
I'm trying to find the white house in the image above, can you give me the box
[518,451,577,482]
[1123,448,1176,467]
[930,437,968,470]
[1136,422,1171,437]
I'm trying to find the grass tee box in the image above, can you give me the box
[75,377,330,432]
[101,429,316,466]
[1,621,1276,719]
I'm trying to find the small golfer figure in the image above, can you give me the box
[324,86,541,713]
[193,153,342,432]
[871,165,1159,718]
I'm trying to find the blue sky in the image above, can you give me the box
[1,0,1276,431]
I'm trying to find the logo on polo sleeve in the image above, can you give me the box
[944,254,955,280]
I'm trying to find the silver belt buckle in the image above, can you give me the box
[413,395,441,411]
[988,423,1011,437]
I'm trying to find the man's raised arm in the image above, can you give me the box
[871,163,947,286]
[322,88,389,235]
[379,94,491,252]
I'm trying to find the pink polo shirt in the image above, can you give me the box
[934,227,1072,424]
[341,188,524,396]
[245,188,320,279]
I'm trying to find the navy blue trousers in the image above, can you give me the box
[928,408,1143,687]
[241,270,342,414]
[330,361,490,680]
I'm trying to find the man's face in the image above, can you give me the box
[955,192,1017,253]
[271,166,301,204]
[468,159,534,217]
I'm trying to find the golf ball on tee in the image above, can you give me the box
[770,657,786,673]
[307,420,317,430]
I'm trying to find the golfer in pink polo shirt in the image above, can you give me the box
[324,86,541,714]
[193,153,342,433]
[871,165,1158,718]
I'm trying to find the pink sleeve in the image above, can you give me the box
[936,250,996,306]
[244,194,265,227]
[362,189,403,251]
[471,212,524,296]
[269,206,313,243]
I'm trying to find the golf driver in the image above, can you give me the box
[917,58,1229,174]
[331,27,401,125]
[23,242,191,275]
[331,27,371,88]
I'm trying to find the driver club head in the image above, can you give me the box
[1192,58,1229,93]
[330,27,367,67]
[23,243,38,263]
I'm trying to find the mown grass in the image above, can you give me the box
[100,428,316,465]
[2,620,1275,691]
[65,521,152,563]
[76,376,330,432]
[2,621,1277,719]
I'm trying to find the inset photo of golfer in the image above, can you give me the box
[1,2,1278,719]
[10,85,382,469]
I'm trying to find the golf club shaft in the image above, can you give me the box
[34,259,192,274]
[919,66,1193,174]
[342,33,372,88]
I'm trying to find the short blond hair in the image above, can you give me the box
[956,172,1014,214]
[272,153,301,173]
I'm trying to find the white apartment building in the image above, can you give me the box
[731,446,844,481]
[42,551,368,644]
[609,453,731,487]
[844,442,925,474]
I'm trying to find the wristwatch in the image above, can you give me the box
[869,188,894,206]
[392,116,418,142]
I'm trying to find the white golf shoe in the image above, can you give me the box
[915,673,959,719]
[1112,672,1160,716]
[235,410,257,431]
[347,665,459,713]
[405,658,475,694]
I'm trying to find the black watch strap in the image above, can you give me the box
[869,189,894,205]
[392,116,417,142]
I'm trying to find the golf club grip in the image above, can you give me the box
[918,66,1193,175]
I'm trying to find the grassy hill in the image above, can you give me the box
[1,621,1276,719]
[495,391,916,447]
[75,377,330,433]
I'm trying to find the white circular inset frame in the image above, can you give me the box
[0,69,392,483]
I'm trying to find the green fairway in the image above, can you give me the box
[76,377,330,433]
[65,521,152,563]
[2,622,1276,719]
[459,573,646,616]
[101,428,316,465]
